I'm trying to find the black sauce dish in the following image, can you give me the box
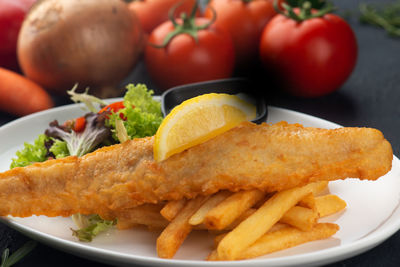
[160,78,268,124]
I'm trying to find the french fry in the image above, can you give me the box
[123,181,344,261]
[207,249,220,261]
[310,181,329,195]
[226,208,257,230]
[204,189,265,230]
[236,223,339,260]
[214,233,228,248]
[217,183,320,260]
[157,196,207,259]
[315,194,347,217]
[228,206,318,232]
[297,181,328,210]
[213,223,288,249]
[298,193,317,211]
[280,206,318,231]
[266,222,289,233]
[189,191,231,225]
[209,223,293,260]
[253,194,273,209]
[116,204,168,230]
[160,199,187,221]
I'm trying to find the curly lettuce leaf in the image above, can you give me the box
[107,84,163,140]
[10,135,70,168]
[49,139,69,159]
[124,83,162,115]
[71,214,116,242]
[10,134,50,169]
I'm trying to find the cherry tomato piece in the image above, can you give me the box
[99,101,125,114]
[73,116,86,132]
[98,101,127,120]
[71,101,128,133]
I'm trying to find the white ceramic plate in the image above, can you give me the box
[1,102,399,267]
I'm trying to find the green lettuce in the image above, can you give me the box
[124,83,162,116]
[107,84,163,140]
[49,140,69,159]
[10,134,49,169]
[11,136,70,169]
[71,214,116,242]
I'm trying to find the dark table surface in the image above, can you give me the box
[1,0,399,266]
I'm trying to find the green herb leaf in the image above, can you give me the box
[360,1,400,37]
[1,241,37,267]
[1,248,9,267]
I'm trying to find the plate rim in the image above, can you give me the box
[0,102,399,267]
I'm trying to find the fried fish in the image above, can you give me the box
[0,121,393,219]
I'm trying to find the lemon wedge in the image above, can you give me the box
[154,93,256,162]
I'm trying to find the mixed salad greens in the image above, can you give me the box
[10,83,163,241]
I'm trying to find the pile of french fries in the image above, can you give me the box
[116,181,346,260]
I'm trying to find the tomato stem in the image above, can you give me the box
[149,2,216,48]
[274,0,335,21]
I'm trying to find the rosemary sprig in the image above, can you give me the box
[1,241,37,267]
[360,1,400,37]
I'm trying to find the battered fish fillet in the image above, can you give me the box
[0,121,393,219]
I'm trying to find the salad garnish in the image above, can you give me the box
[71,214,116,242]
[67,84,108,113]
[10,83,163,242]
[10,135,49,169]
[45,112,110,157]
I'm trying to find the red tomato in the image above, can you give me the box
[73,116,86,132]
[71,101,127,132]
[99,101,127,120]
[0,0,36,71]
[204,0,278,68]
[98,101,125,114]
[128,0,197,34]
[145,18,235,90]
[259,12,357,97]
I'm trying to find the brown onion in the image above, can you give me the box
[17,0,144,97]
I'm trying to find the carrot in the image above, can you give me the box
[0,68,54,116]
